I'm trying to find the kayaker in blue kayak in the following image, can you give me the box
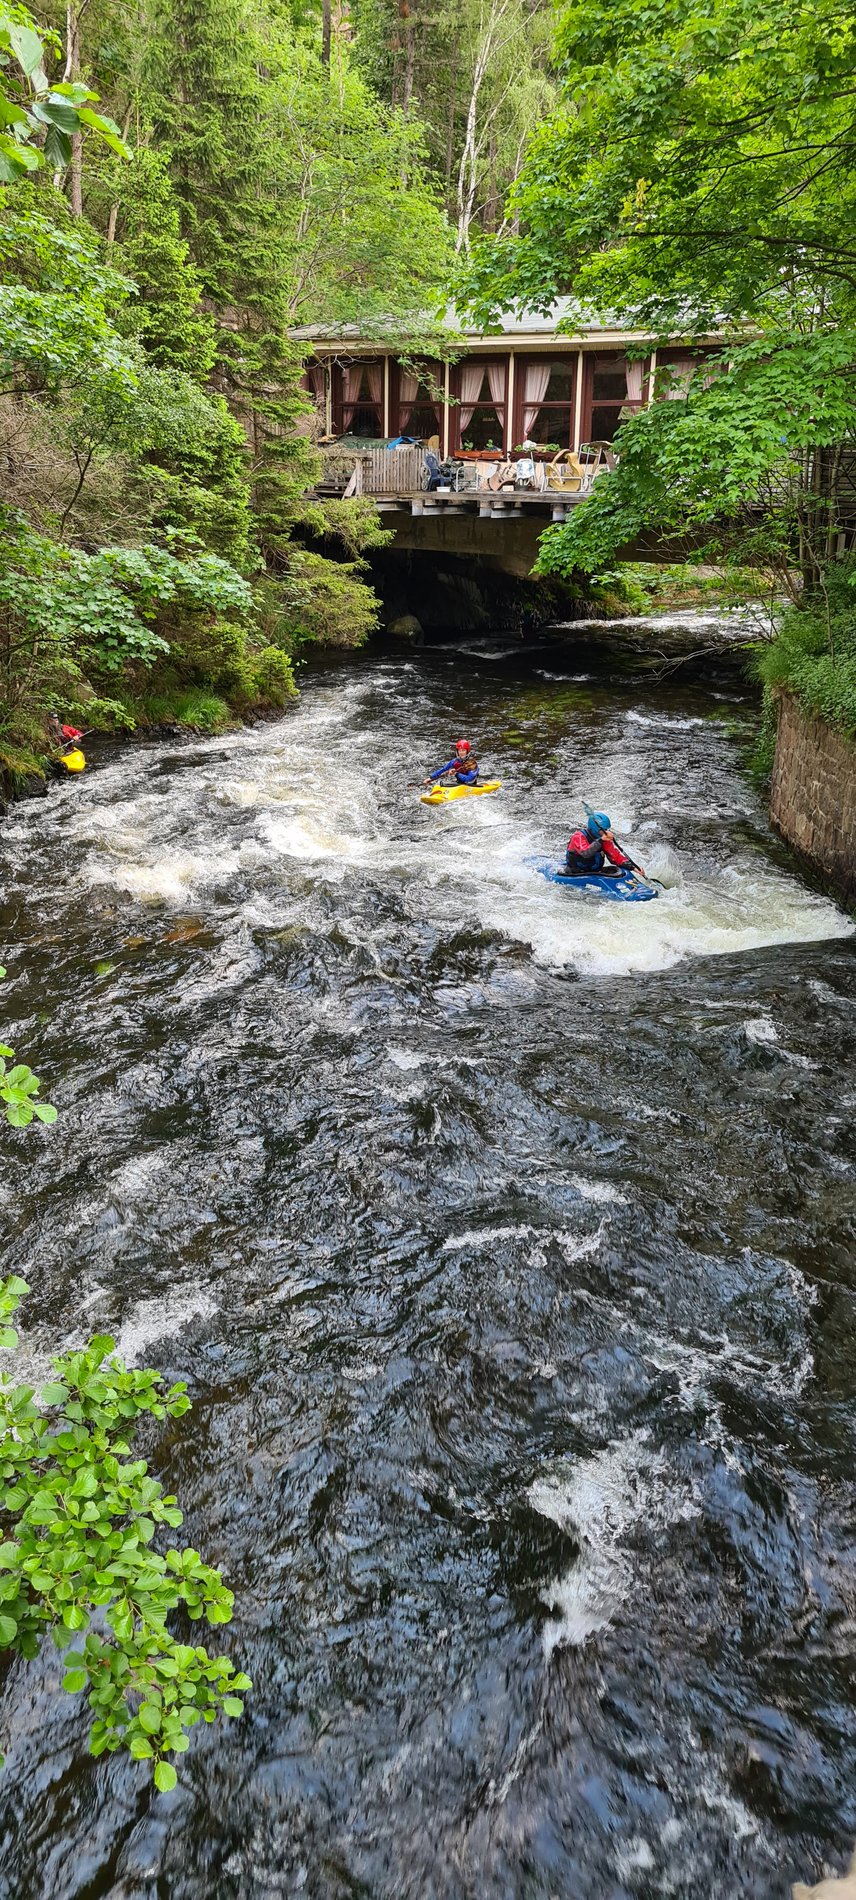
[565,810,635,875]
[423,738,479,787]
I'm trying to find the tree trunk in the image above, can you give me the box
[62,1,88,216]
[483,129,498,230]
[321,0,331,70]
[401,12,416,114]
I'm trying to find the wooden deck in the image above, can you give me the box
[314,445,588,521]
[374,490,585,521]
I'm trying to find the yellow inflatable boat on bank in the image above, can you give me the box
[420,779,502,806]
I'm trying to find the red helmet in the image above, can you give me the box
[454,738,471,753]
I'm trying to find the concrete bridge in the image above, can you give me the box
[374,489,580,579]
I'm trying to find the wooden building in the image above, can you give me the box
[295,299,719,461]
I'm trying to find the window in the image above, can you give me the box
[337,361,383,437]
[517,358,575,449]
[455,360,507,451]
[585,353,646,445]
[655,352,707,400]
[395,362,442,440]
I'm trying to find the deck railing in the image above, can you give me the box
[317,445,427,498]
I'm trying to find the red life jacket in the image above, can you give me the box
[566,828,630,867]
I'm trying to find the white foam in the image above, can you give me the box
[744,1016,778,1044]
[571,1176,628,1206]
[116,1290,216,1365]
[529,1432,700,1656]
[625,710,710,730]
[443,1223,605,1260]
[82,845,241,906]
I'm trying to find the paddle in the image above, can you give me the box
[582,801,663,887]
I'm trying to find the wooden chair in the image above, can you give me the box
[577,441,618,484]
[546,449,585,492]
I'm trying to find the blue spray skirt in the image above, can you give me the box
[527,856,659,902]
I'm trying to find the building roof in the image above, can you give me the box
[290,298,649,345]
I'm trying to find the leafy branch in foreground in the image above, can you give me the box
[0,968,55,1128]
[0,1279,250,1791]
[0,4,128,184]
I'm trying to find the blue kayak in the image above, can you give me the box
[527,856,659,901]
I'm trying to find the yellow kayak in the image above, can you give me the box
[60,749,86,773]
[421,779,501,805]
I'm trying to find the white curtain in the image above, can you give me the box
[398,370,419,421]
[666,356,696,399]
[523,361,551,434]
[365,362,382,407]
[342,364,363,410]
[486,361,506,409]
[459,361,485,432]
[624,358,644,403]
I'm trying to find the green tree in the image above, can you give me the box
[0,969,56,1127]
[0,1,126,185]
[0,1276,250,1787]
[462,0,856,587]
[110,146,216,377]
[349,0,557,244]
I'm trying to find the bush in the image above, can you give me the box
[0,1277,250,1787]
[283,548,381,648]
[245,647,297,708]
[753,561,856,739]
[139,688,233,731]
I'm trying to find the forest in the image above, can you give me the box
[463,0,856,744]
[0,0,558,785]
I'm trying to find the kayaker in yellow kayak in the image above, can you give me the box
[423,738,479,788]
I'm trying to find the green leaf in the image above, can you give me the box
[40,96,82,133]
[138,1701,162,1734]
[0,1327,18,1350]
[0,1614,18,1646]
[154,1760,177,1793]
[7,22,45,77]
[76,106,130,157]
[42,123,71,169]
[62,1669,88,1693]
[33,1104,57,1125]
[40,1383,69,1405]
[222,1696,244,1716]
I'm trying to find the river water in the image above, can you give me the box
[1,637,855,1900]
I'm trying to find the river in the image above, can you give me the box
[1,635,855,1900]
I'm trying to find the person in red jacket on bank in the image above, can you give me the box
[565,809,635,875]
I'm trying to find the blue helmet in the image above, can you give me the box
[585,810,610,840]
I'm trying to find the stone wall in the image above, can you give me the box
[770,691,856,906]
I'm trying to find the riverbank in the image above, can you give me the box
[770,691,856,908]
